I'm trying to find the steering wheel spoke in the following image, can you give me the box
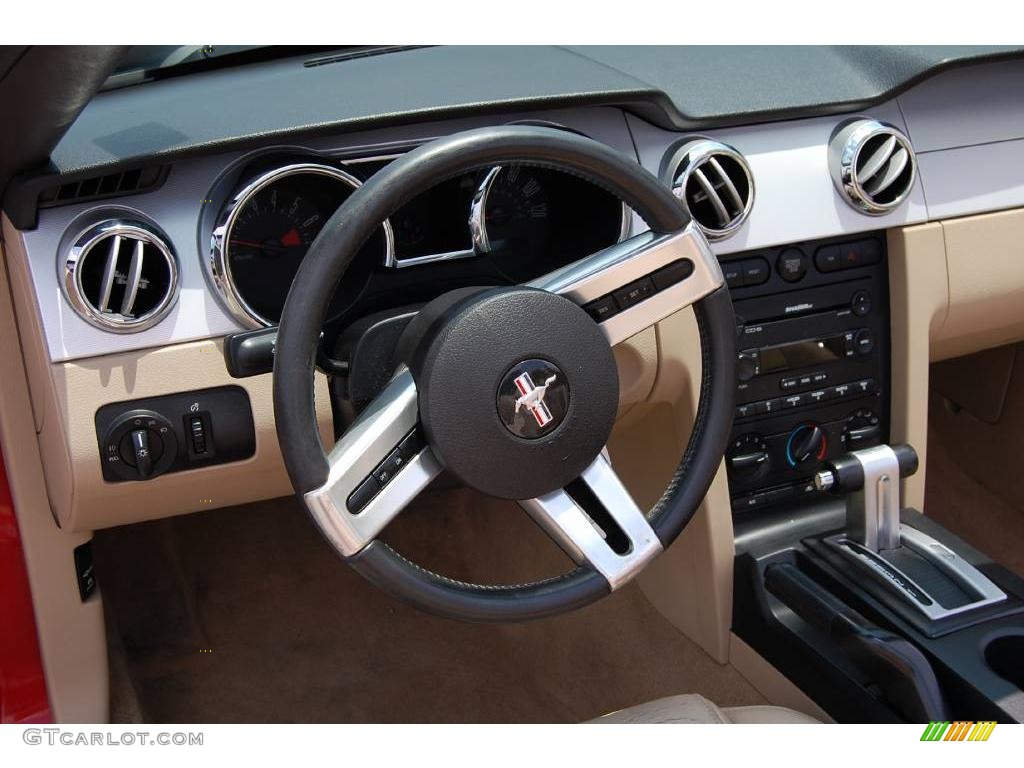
[531,225,724,346]
[519,453,663,591]
[304,368,442,557]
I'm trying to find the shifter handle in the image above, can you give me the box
[814,443,918,493]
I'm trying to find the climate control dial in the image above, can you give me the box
[726,433,771,482]
[786,422,828,470]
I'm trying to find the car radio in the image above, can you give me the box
[723,234,890,512]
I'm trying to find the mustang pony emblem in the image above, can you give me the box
[513,372,557,428]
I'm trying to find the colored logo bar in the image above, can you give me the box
[920,721,997,741]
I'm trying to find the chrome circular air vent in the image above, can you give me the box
[62,219,179,332]
[662,138,754,240]
[829,119,916,215]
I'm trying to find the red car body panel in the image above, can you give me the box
[0,444,52,723]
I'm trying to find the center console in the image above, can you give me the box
[723,233,1024,724]
[722,234,889,513]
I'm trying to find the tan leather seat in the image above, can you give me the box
[590,694,820,724]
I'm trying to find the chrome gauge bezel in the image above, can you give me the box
[209,162,395,328]
[466,165,631,259]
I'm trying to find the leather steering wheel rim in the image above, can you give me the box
[273,125,736,622]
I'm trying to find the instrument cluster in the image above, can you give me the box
[208,151,627,329]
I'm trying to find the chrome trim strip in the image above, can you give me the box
[519,453,663,591]
[303,369,441,557]
[530,224,723,347]
[61,219,179,333]
[826,526,1006,621]
[209,162,396,327]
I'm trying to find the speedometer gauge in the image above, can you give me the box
[473,165,550,256]
[210,163,391,327]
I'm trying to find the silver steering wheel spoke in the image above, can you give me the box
[519,452,663,591]
[530,223,724,346]
[304,368,442,557]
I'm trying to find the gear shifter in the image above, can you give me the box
[814,443,1007,621]
[814,443,918,552]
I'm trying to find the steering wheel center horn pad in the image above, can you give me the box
[400,286,618,500]
[273,124,736,622]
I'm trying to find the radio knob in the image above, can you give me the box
[727,434,771,482]
[786,423,828,470]
[843,408,881,450]
[737,351,759,382]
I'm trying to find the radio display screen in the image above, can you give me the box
[759,336,846,374]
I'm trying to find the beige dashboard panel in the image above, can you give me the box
[887,223,949,511]
[45,341,335,532]
[932,208,1024,361]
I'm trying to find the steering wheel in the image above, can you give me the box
[273,126,735,622]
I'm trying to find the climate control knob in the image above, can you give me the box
[727,433,771,482]
[842,408,882,450]
[786,422,828,470]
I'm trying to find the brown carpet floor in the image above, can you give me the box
[925,430,1024,578]
[94,487,763,723]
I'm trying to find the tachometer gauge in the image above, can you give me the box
[211,163,391,327]
[473,165,550,257]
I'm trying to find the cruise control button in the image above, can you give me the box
[650,260,694,291]
[347,476,381,514]
[584,295,618,322]
[373,449,407,486]
[398,429,424,461]
[613,277,655,310]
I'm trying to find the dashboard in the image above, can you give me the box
[205,146,625,331]
[5,47,1024,535]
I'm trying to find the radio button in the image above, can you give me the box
[741,258,770,287]
[754,398,783,416]
[780,377,798,391]
[811,371,829,384]
[781,393,806,409]
[735,402,757,419]
[806,389,829,404]
[832,383,852,399]
[722,261,744,288]
[777,248,808,283]
[853,378,876,395]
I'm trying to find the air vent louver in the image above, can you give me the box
[38,166,168,209]
[829,119,916,215]
[662,139,754,240]
[62,220,178,332]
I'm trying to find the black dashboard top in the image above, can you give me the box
[46,46,1024,174]
[5,45,1024,229]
